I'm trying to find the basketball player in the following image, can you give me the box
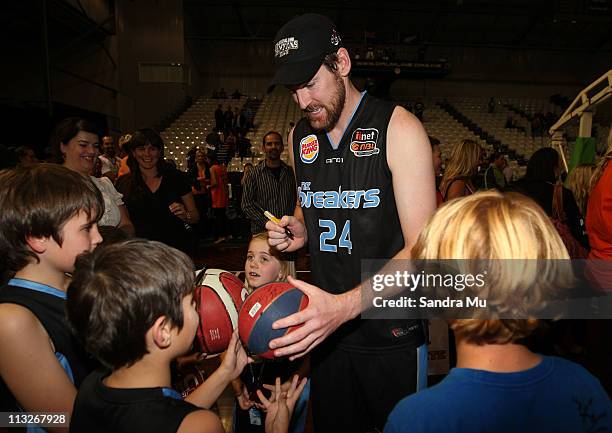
[265,13,436,433]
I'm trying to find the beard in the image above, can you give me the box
[304,73,346,132]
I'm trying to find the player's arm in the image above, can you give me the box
[267,126,307,252]
[0,304,78,433]
[386,107,436,253]
[177,410,225,433]
[269,107,436,359]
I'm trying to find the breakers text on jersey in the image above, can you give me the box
[298,185,380,209]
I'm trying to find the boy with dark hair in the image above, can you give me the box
[0,165,104,430]
[67,239,306,433]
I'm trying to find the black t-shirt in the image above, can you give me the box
[116,169,193,253]
[292,92,425,352]
[70,370,200,433]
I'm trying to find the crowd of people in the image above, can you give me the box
[0,11,611,433]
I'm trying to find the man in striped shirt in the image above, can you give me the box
[242,131,297,234]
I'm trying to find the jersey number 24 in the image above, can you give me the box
[319,219,352,254]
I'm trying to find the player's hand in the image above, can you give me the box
[266,216,306,252]
[258,376,307,433]
[268,276,352,360]
[218,330,251,381]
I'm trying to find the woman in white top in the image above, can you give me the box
[50,117,134,234]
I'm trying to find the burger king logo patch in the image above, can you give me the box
[300,134,319,164]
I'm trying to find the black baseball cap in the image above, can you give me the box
[271,13,343,87]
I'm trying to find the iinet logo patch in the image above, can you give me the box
[275,37,299,58]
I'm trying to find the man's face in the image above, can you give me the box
[263,133,283,161]
[289,63,346,132]
[102,136,115,156]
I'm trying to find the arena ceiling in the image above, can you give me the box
[184,0,612,52]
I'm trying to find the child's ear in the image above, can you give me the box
[151,316,173,349]
[25,236,48,254]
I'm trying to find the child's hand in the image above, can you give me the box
[236,384,257,410]
[218,330,250,381]
[258,375,307,433]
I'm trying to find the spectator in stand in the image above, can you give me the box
[232,89,243,99]
[14,145,38,167]
[99,135,122,183]
[237,130,252,158]
[233,107,240,130]
[115,128,199,254]
[50,117,134,234]
[483,151,507,190]
[224,106,234,136]
[440,139,482,201]
[487,97,495,113]
[207,148,230,244]
[219,88,227,99]
[238,107,247,131]
[215,104,225,132]
[242,131,296,235]
[531,114,543,137]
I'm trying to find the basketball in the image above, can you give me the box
[194,268,249,355]
[238,282,309,359]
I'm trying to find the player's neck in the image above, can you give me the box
[105,355,172,390]
[14,262,70,292]
[328,81,362,141]
[455,338,541,373]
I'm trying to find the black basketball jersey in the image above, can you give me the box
[0,280,96,415]
[292,92,424,351]
[70,370,201,433]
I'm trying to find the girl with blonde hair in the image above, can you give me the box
[234,232,307,433]
[439,139,482,201]
[384,191,611,433]
[566,163,595,217]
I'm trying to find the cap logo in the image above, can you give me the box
[330,29,341,46]
[275,37,299,58]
